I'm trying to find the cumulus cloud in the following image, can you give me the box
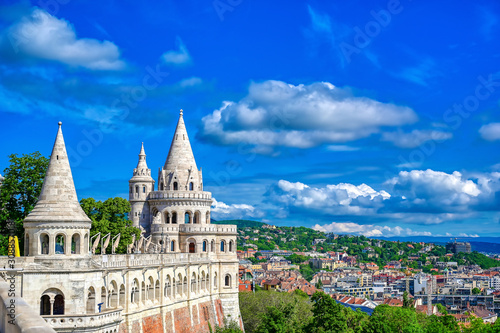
[479,123,500,141]
[199,80,418,153]
[266,180,390,217]
[161,36,192,66]
[265,170,500,224]
[386,170,483,212]
[312,222,432,237]
[381,129,452,148]
[1,8,125,70]
[211,198,264,220]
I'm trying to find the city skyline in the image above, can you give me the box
[0,0,499,237]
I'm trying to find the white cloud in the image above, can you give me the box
[386,170,481,210]
[479,123,500,141]
[312,222,432,237]
[266,180,390,217]
[178,77,202,88]
[382,129,452,148]
[200,80,418,152]
[2,8,125,70]
[211,198,264,220]
[326,145,360,151]
[161,36,192,66]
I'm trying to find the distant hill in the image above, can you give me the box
[211,219,267,228]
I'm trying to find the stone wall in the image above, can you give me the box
[121,299,227,333]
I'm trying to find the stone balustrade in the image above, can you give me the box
[151,224,237,235]
[43,308,122,331]
[148,190,212,200]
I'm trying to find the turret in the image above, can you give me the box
[23,122,92,257]
[158,110,203,192]
[129,143,155,232]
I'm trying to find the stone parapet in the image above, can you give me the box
[43,308,122,332]
[148,190,212,200]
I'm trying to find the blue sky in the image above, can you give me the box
[1,0,500,238]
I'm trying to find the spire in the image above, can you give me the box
[131,142,152,179]
[164,110,198,173]
[24,122,91,224]
[137,142,148,169]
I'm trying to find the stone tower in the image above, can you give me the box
[149,110,213,252]
[129,142,155,233]
[23,122,92,257]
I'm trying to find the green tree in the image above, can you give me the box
[315,279,323,289]
[80,197,140,254]
[306,291,347,332]
[212,317,243,333]
[403,291,412,308]
[0,152,49,255]
[472,287,481,295]
[436,303,448,315]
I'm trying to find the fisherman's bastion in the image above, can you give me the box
[0,111,241,333]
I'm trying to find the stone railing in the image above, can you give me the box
[92,252,215,269]
[149,191,212,200]
[43,308,122,331]
[0,280,56,333]
[151,224,237,235]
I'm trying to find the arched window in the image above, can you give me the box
[55,234,65,254]
[53,295,64,315]
[143,186,146,193]
[148,277,154,300]
[225,275,231,287]
[166,275,171,299]
[101,287,107,310]
[211,240,215,252]
[160,183,164,191]
[135,186,139,193]
[155,280,160,301]
[172,212,177,224]
[109,281,118,308]
[131,279,139,304]
[203,241,207,252]
[189,241,196,253]
[206,212,210,224]
[229,240,233,252]
[194,211,200,224]
[171,240,175,252]
[185,212,191,224]
[71,234,80,254]
[220,241,225,252]
[141,282,146,303]
[119,284,125,308]
[84,233,89,254]
[189,182,194,191]
[173,182,178,191]
[40,233,49,255]
[40,295,50,315]
[191,273,197,294]
[177,274,182,295]
[87,287,96,314]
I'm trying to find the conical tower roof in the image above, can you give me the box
[164,110,198,172]
[24,122,91,223]
[130,142,153,180]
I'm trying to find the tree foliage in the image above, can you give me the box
[80,197,140,254]
[0,152,49,255]
[240,291,498,333]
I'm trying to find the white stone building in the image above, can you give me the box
[0,112,241,333]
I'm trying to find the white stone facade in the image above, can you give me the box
[0,113,240,333]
